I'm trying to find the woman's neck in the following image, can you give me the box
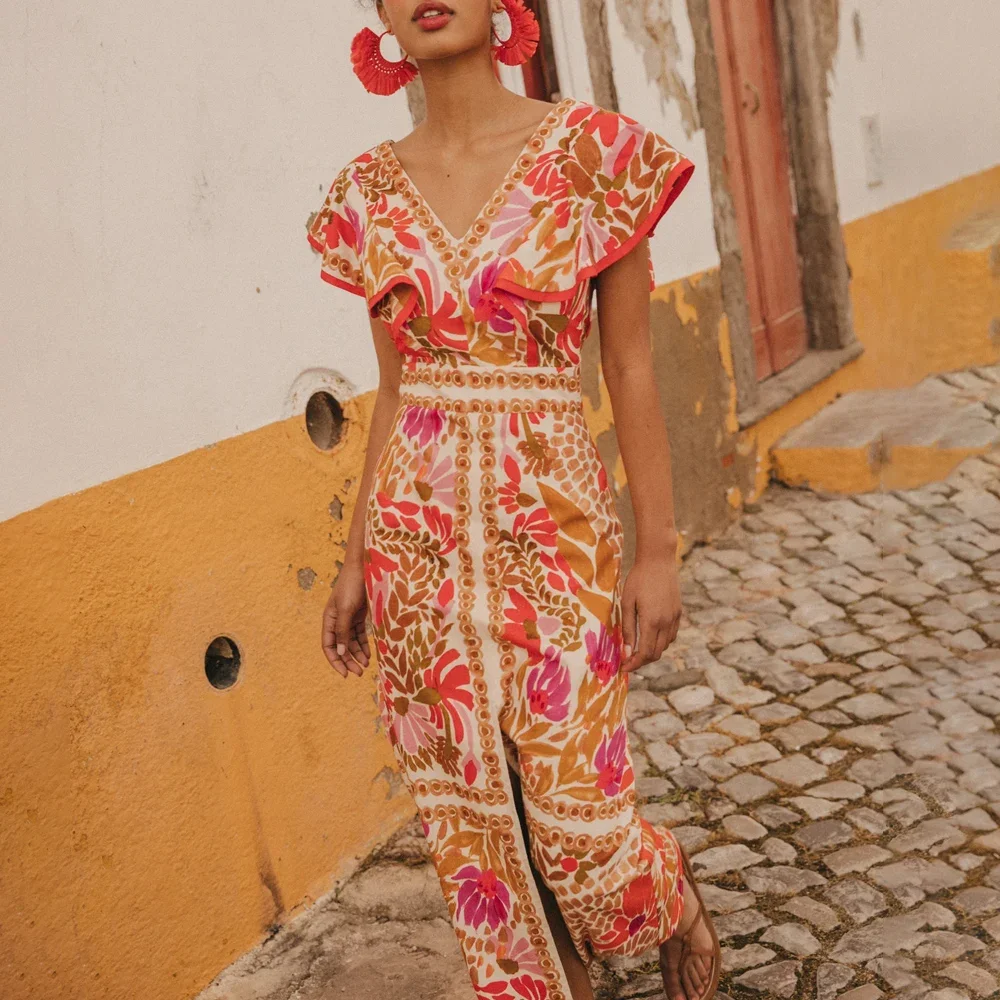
[415,51,519,146]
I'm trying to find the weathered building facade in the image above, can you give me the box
[2,2,998,998]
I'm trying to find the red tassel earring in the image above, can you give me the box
[350,27,419,95]
[491,0,541,66]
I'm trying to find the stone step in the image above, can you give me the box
[772,364,1000,493]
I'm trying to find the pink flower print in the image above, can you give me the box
[411,266,469,352]
[536,613,563,639]
[461,750,479,786]
[526,647,570,723]
[390,695,436,755]
[607,128,639,179]
[583,109,622,147]
[382,205,421,251]
[585,624,622,684]
[525,156,571,205]
[491,185,542,245]
[375,492,421,533]
[539,549,581,596]
[421,648,473,743]
[470,259,525,334]
[454,866,511,930]
[512,977,549,1000]
[490,930,546,978]
[512,507,558,549]
[498,453,534,515]
[503,588,543,664]
[580,201,615,262]
[504,410,543,437]
[321,200,363,255]
[434,577,455,616]
[401,405,446,447]
[595,724,631,797]
[414,453,457,507]
[363,547,397,628]
[423,504,456,555]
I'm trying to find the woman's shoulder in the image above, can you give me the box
[491,97,695,295]
[319,141,394,223]
[329,141,384,188]
[559,98,684,165]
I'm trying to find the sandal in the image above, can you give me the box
[659,844,722,1000]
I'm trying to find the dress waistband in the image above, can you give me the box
[400,363,583,412]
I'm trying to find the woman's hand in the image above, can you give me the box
[322,561,372,678]
[620,552,683,672]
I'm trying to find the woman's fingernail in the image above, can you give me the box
[623,644,632,658]
[337,643,347,656]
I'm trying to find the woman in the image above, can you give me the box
[307,3,721,998]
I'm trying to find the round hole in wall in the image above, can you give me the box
[205,636,241,690]
[306,391,346,450]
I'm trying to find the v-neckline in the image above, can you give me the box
[380,97,576,252]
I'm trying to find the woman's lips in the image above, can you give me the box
[412,3,453,31]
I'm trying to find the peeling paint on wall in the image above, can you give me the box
[814,0,841,98]
[579,0,621,111]
[613,0,699,135]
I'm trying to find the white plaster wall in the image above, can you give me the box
[544,3,595,105]
[602,0,721,286]
[1,1,410,521]
[827,0,1000,223]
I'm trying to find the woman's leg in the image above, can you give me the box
[509,764,595,1000]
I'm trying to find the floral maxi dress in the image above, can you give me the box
[307,97,695,1000]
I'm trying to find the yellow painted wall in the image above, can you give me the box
[0,391,414,1000]
[746,164,1000,497]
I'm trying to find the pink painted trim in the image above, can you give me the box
[494,156,696,303]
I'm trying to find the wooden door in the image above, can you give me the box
[710,0,807,380]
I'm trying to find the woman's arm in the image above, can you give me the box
[594,236,682,673]
[322,315,403,677]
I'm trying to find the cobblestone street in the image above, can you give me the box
[200,451,1000,1000]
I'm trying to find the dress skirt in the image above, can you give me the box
[362,361,685,1000]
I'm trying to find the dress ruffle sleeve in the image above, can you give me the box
[308,154,424,344]
[307,161,368,297]
[492,105,695,300]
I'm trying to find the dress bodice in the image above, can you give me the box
[307,98,694,370]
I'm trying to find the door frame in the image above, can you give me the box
[688,0,858,423]
[709,0,810,382]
